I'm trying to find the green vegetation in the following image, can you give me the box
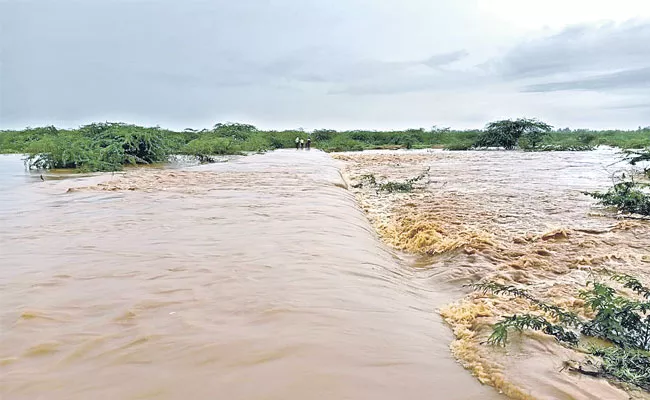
[585,148,650,216]
[0,122,279,171]
[589,346,650,391]
[469,274,650,390]
[587,181,650,216]
[17,124,176,172]
[1,121,650,171]
[351,168,430,193]
[474,118,553,150]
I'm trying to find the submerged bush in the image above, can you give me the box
[379,169,430,193]
[470,275,650,390]
[19,123,174,171]
[350,174,377,188]
[529,144,596,152]
[585,148,650,216]
[351,168,430,193]
[25,135,119,171]
[586,181,650,216]
[378,181,416,193]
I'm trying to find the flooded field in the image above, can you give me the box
[2,148,649,400]
[334,149,650,400]
[0,152,499,400]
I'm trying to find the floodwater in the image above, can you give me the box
[0,152,503,400]
[334,148,650,400]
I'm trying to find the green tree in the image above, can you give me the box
[213,123,258,141]
[474,118,553,150]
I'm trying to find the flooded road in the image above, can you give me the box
[0,152,501,400]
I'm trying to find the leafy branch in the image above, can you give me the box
[469,276,650,390]
[612,274,650,299]
[469,282,581,326]
[488,314,579,346]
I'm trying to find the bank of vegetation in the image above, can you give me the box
[1,120,649,171]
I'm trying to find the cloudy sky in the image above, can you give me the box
[1,0,649,131]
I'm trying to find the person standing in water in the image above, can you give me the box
[300,138,305,149]
[306,138,311,150]
[295,136,300,150]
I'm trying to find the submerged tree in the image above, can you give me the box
[474,118,553,150]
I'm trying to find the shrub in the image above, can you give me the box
[212,122,257,141]
[312,129,337,142]
[321,136,365,152]
[470,275,650,390]
[444,142,473,151]
[474,118,552,150]
[87,124,170,164]
[182,137,240,162]
[586,182,650,216]
[577,133,598,145]
[351,168,429,193]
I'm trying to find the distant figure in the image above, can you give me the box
[295,137,300,150]
[306,138,311,150]
[300,139,305,149]
[40,174,44,181]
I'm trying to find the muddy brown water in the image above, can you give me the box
[2,148,645,400]
[334,148,650,400]
[0,152,502,400]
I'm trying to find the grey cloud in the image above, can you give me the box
[497,21,650,79]
[263,49,474,95]
[260,49,470,86]
[1,0,649,130]
[605,102,650,110]
[422,50,469,68]
[329,68,484,95]
[524,67,650,92]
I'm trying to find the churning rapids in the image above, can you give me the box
[0,152,500,400]
[1,148,648,400]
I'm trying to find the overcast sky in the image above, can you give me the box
[1,0,649,131]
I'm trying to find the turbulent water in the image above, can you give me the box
[0,152,501,400]
[334,149,650,400]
